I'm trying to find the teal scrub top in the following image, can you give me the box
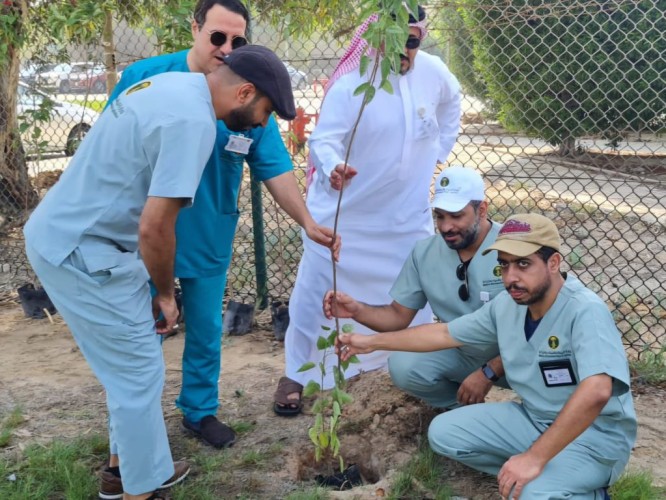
[390,221,505,322]
[107,50,293,278]
[26,72,216,272]
[448,275,637,467]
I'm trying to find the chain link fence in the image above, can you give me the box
[1,1,664,357]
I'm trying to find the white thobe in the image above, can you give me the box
[285,51,462,389]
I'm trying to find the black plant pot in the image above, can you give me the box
[17,283,56,320]
[222,300,254,336]
[315,464,362,490]
[270,300,290,341]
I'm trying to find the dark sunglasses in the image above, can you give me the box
[456,262,470,302]
[405,36,421,50]
[208,30,248,50]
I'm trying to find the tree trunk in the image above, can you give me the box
[102,9,118,97]
[0,0,39,229]
[558,136,576,157]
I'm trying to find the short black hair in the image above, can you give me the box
[194,0,250,28]
[535,246,558,262]
[469,200,482,212]
[409,5,426,23]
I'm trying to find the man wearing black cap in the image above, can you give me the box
[107,0,340,460]
[25,45,295,500]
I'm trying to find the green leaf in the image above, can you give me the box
[333,401,341,418]
[353,83,369,97]
[314,413,324,433]
[360,54,370,76]
[337,390,354,405]
[303,380,321,397]
[327,330,338,345]
[341,323,354,334]
[319,432,330,449]
[308,427,319,447]
[311,398,327,414]
[332,434,341,456]
[321,325,331,331]
[316,336,329,350]
[364,85,376,103]
[348,355,361,364]
[297,361,316,373]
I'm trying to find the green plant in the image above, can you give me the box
[297,0,419,474]
[388,443,453,499]
[460,0,666,154]
[299,323,359,469]
[0,434,108,499]
[609,469,663,500]
[0,407,24,448]
[630,345,666,385]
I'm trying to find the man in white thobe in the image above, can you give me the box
[273,5,462,415]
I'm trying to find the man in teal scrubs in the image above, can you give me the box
[26,47,297,500]
[323,167,508,409]
[108,0,338,451]
[334,214,636,499]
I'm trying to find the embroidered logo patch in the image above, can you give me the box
[499,219,531,236]
[439,176,450,187]
[548,335,559,349]
[126,81,151,95]
[493,265,502,277]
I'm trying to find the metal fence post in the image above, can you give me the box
[250,171,269,310]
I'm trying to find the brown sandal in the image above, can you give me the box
[273,376,303,417]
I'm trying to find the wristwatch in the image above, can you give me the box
[481,363,499,382]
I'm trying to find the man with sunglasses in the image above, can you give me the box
[275,4,462,413]
[323,167,508,411]
[334,214,636,500]
[107,0,339,452]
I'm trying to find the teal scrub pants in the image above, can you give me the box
[174,274,228,423]
[388,348,510,409]
[428,401,616,499]
[25,243,174,495]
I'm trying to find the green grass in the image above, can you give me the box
[610,469,665,500]
[630,346,666,385]
[1,418,662,500]
[388,443,453,499]
[0,407,24,448]
[0,434,108,499]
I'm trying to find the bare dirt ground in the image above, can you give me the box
[0,304,665,499]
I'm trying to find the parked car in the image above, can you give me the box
[17,81,99,156]
[33,63,73,93]
[68,62,108,94]
[284,63,309,90]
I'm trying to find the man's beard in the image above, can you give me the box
[399,54,411,75]
[441,217,480,250]
[226,104,255,132]
[506,275,551,306]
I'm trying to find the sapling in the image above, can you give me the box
[298,0,420,475]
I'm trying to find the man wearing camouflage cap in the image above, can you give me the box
[336,213,636,499]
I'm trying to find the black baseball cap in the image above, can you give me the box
[222,45,296,120]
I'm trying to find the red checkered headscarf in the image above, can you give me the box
[305,11,428,190]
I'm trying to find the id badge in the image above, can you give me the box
[539,359,577,387]
[224,134,253,154]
